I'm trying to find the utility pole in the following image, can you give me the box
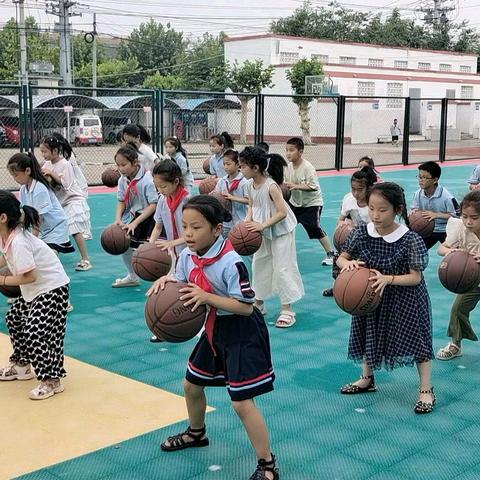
[92,13,97,95]
[419,0,456,30]
[14,0,28,85]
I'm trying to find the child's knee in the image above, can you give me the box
[231,398,254,418]
[183,379,204,398]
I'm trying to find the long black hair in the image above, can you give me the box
[183,194,232,227]
[51,132,74,160]
[123,124,151,144]
[152,158,184,186]
[351,166,377,189]
[7,152,53,191]
[0,190,40,231]
[239,146,287,185]
[210,131,234,150]
[367,182,409,226]
[115,143,139,165]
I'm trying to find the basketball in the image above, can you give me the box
[209,191,232,212]
[228,221,262,256]
[145,281,206,342]
[333,223,355,251]
[280,183,291,202]
[198,177,218,194]
[438,251,480,294]
[100,224,131,255]
[0,268,21,298]
[132,243,172,281]
[333,267,381,315]
[408,210,435,238]
[101,168,121,188]
[203,158,211,175]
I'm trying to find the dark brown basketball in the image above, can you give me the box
[0,268,21,298]
[145,281,206,342]
[101,168,121,188]
[333,267,381,315]
[280,183,291,202]
[333,223,355,251]
[100,224,130,255]
[209,191,232,212]
[438,251,480,294]
[132,243,172,281]
[228,221,262,256]
[408,210,435,238]
[198,177,218,194]
[203,158,211,175]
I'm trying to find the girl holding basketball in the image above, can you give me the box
[240,146,304,328]
[0,191,70,400]
[208,132,234,178]
[147,195,278,480]
[336,182,435,414]
[113,144,158,288]
[164,137,194,192]
[436,190,480,361]
[213,148,250,237]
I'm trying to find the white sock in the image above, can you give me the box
[121,249,138,280]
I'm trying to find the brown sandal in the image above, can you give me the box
[160,426,209,451]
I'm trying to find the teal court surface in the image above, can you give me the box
[2,160,480,480]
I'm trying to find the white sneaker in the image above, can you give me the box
[29,379,64,400]
[112,275,140,288]
[322,254,334,266]
[0,362,35,381]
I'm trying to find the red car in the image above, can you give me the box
[0,117,20,147]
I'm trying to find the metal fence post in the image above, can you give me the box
[21,84,30,152]
[259,94,265,143]
[439,98,448,163]
[334,96,346,171]
[402,97,410,166]
[254,94,259,145]
[159,90,164,155]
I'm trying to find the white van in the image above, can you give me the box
[69,115,103,146]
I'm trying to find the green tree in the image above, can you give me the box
[75,58,139,88]
[73,34,105,70]
[226,60,274,143]
[286,58,323,144]
[143,72,184,90]
[119,19,186,82]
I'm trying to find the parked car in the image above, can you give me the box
[103,116,131,144]
[0,117,20,147]
[69,115,103,146]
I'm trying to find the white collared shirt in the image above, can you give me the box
[367,222,409,243]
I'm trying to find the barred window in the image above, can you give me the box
[461,86,474,99]
[387,83,403,108]
[460,65,472,73]
[394,60,408,69]
[312,54,329,63]
[418,62,431,71]
[357,81,375,96]
[439,63,452,72]
[280,52,299,64]
[340,56,356,65]
[368,58,384,67]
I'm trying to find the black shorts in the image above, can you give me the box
[289,204,326,239]
[47,241,75,254]
[185,308,275,401]
[392,135,399,141]
[422,232,446,250]
[129,213,155,249]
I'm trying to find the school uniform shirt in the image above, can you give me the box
[118,165,158,224]
[154,192,190,255]
[175,236,255,316]
[0,228,70,302]
[209,153,226,178]
[390,125,401,136]
[341,192,370,225]
[42,158,85,207]
[445,217,480,256]
[214,173,250,226]
[172,152,194,191]
[285,159,323,208]
[20,180,70,246]
[411,185,458,233]
[467,165,480,186]
[138,144,158,172]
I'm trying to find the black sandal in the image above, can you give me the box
[249,454,279,480]
[322,288,334,297]
[414,387,436,414]
[340,375,377,394]
[160,426,209,451]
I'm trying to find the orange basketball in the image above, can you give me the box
[101,168,121,188]
[0,268,21,298]
[100,224,130,255]
[199,177,218,194]
[408,211,434,238]
[209,191,232,212]
[203,158,211,175]
[438,251,480,294]
[333,223,355,251]
[228,221,262,256]
[132,243,172,281]
[145,281,206,342]
[333,267,381,315]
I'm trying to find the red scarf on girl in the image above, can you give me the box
[166,187,189,239]
[227,177,241,193]
[124,167,144,210]
[189,239,234,354]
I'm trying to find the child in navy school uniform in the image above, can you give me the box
[112,143,158,288]
[212,148,250,238]
[164,137,194,192]
[148,195,279,480]
[208,131,234,179]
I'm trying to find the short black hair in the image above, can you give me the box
[418,161,441,180]
[183,194,232,227]
[256,142,269,153]
[286,137,304,151]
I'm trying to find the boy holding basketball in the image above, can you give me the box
[411,161,459,250]
[284,137,335,266]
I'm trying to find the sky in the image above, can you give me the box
[1,0,480,41]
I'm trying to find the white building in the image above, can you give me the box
[223,33,480,144]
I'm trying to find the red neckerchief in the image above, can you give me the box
[189,239,234,354]
[227,177,241,193]
[166,187,189,239]
[124,167,144,209]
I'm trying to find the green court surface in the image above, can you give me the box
[3,162,480,480]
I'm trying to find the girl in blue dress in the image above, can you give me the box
[336,182,435,414]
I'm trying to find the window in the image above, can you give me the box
[368,58,384,67]
[460,65,472,73]
[394,60,408,69]
[357,81,375,96]
[387,83,403,108]
[446,89,456,99]
[340,56,356,65]
[461,86,474,99]
[280,51,299,64]
[439,63,452,72]
[312,54,329,63]
[418,62,431,71]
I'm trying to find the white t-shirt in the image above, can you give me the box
[341,193,370,225]
[43,158,85,207]
[285,159,323,208]
[138,144,158,172]
[445,217,480,255]
[0,228,70,302]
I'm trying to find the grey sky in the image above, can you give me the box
[1,0,480,40]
